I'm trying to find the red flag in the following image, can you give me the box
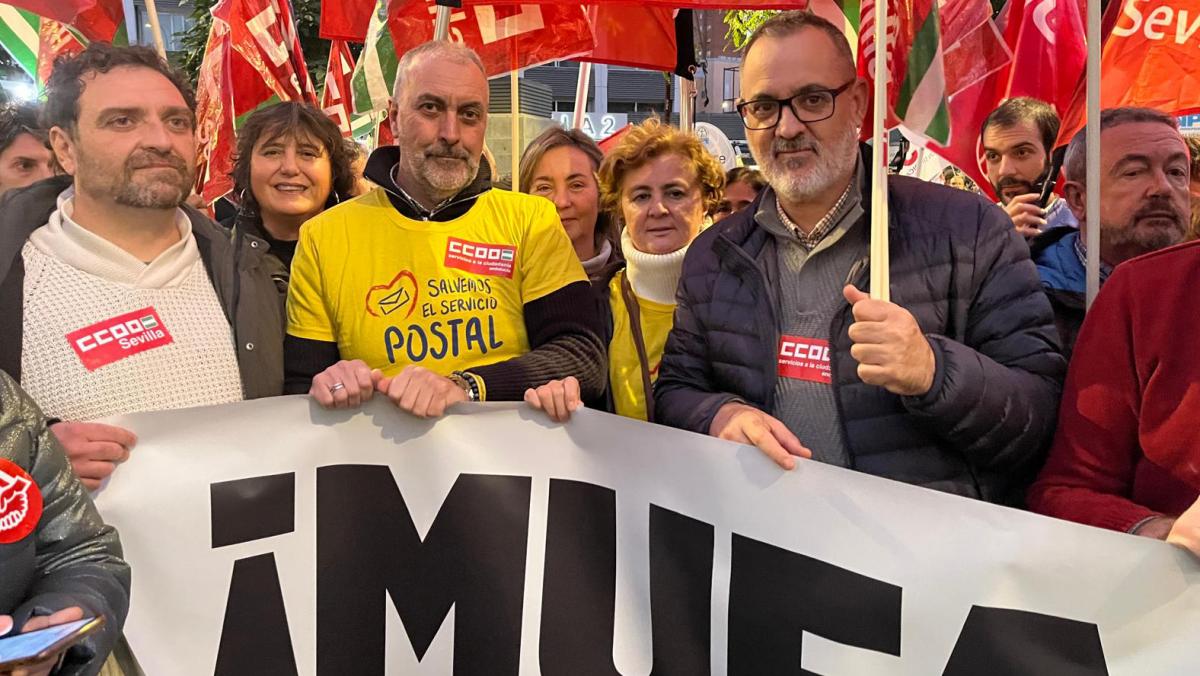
[321,41,357,137]
[36,20,87,86]
[388,2,594,76]
[580,4,677,72]
[320,0,374,41]
[194,0,318,202]
[5,0,124,42]
[1056,0,1200,147]
[1004,0,1086,115]
[226,0,317,104]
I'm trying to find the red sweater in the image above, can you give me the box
[1027,240,1200,532]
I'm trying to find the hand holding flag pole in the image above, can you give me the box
[870,0,890,302]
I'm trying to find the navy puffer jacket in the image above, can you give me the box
[655,151,1067,502]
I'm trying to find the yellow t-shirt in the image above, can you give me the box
[287,187,586,378]
[607,269,677,421]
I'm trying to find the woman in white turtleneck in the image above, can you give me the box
[524,118,725,422]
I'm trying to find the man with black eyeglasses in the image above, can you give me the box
[655,11,1065,503]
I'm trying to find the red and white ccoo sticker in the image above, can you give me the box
[0,458,42,544]
[777,335,833,384]
[444,237,517,278]
[66,307,174,372]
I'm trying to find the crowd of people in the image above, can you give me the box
[1,9,1197,674]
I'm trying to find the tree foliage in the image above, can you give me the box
[723,10,779,51]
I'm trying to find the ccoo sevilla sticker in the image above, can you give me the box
[0,458,42,544]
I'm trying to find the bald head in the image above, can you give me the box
[392,41,487,104]
[741,11,856,82]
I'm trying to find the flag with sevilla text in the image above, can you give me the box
[1057,0,1200,147]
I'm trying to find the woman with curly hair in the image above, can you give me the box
[226,102,356,274]
[524,118,725,421]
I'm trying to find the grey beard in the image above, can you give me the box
[761,125,859,204]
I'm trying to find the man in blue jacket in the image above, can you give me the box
[654,11,1066,503]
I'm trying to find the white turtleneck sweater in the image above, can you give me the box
[620,229,689,305]
[20,189,244,421]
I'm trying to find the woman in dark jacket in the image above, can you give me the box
[224,102,357,273]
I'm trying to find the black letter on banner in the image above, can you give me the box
[539,480,620,674]
[649,505,714,675]
[317,467,531,675]
[728,535,902,674]
[942,606,1109,675]
[214,553,299,675]
[540,485,716,676]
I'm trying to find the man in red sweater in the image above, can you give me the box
[1028,233,1200,554]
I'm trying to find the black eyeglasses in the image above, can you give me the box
[736,80,856,131]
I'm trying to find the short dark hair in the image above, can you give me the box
[980,97,1060,155]
[1064,107,1180,183]
[0,102,47,156]
[231,101,357,212]
[741,11,856,79]
[725,166,766,192]
[42,43,196,133]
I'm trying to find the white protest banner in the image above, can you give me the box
[94,396,1200,675]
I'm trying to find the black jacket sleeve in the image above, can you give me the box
[900,201,1067,475]
[283,335,341,394]
[469,280,607,401]
[653,242,743,435]
[1,374,130,676]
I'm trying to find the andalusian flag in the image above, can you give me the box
[350,0,397,116]
[0,5,39,79]
[858,0,951,145]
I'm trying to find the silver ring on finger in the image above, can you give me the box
[329,382,346,393]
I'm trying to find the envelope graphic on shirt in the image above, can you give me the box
[365,271,419,319]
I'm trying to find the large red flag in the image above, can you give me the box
[580,4,677,71]
[321,40,357,137]
[226,0,317,104]
[194,0,318,202]
[1057,0,1200,147]
[388,2,594,76]
[1003,0,1086,115]
[320,0,374,41]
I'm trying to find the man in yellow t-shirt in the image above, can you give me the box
[284,41,605,417]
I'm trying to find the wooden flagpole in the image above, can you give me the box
[869,0,890,301]
[143,0,167,58]
[573,62,592,131]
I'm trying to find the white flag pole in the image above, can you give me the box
[1085,0,1101,308]
[573,62,592,131]
[143,0,167,58]
[511,67,520,183]
[870,0,890,301]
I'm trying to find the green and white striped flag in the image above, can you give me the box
[892,0,949,145]
[0,5,39,79]
[350,0,398,116]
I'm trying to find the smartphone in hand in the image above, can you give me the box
[0,616,104,670]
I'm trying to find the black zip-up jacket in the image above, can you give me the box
[284,147,606,400]
[0,176,285,399]
[655,148,1067,502]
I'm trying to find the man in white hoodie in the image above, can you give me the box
[0,44,285,490]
